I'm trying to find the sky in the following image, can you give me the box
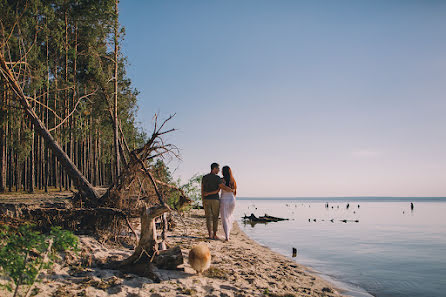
[119,0,446,197]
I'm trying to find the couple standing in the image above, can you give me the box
[201,163,237,241]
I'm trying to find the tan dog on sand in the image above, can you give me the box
[188,243,211,274]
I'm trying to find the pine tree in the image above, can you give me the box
[0,0,146,192]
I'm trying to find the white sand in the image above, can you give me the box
[0,209,344,297]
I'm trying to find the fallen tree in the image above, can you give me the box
[0,52,99,201]
[0,51,190,274]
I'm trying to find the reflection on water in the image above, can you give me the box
[235,198,446,297]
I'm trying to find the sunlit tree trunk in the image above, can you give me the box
[113,0,121,183]
[0,87,6,192]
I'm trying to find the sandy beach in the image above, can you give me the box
[1,209,344,297]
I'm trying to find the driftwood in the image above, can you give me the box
[111,205,184,276]
[243,213,288,224]
[114,245,183,280]
[152,246,183,270]
[340,219,359,223]
[120,205,169,266]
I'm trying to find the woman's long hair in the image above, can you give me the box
[222,166,235,188]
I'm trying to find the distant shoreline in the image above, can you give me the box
[237,196,446,202]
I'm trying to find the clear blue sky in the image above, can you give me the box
[119,0,446,197]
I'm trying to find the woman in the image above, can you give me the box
[220,166,237,241]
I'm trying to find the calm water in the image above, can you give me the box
[234,198,446,297]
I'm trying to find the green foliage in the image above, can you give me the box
[168,174,203,210]
[0,225,47,290]
[153,159,173,183]
[0,225,78,295]
[50,227,79,253]
[179,174,203,204]
[151,160,202,210]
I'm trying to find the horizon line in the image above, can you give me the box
[237,196,446,199]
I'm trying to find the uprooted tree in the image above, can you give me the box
[0,50,190,276]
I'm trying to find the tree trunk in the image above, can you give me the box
[64,10,70,191]
[93,126,98,186]
[69,21,78,190]
[115,204,183,277]
[54,71,59,190]
[28,127,34,193]
[15,127,20,191]
[89,124,94,182]
[44,39,49,192]
[120,205,169,258]
[0,25,5,192]
[113,0,121,182]
[8,146,12,192]
[0,94,6,192]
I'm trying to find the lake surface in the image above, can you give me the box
[234,198,446,297]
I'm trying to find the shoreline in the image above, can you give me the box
[231,223,349,297]
[238,225,373,297]
[269,249,372,297]
[0,208,345,297]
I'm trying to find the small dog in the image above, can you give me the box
[188,243,211,274]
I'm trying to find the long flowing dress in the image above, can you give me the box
[220,188,236,240]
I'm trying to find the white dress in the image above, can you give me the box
[220,187,236,240]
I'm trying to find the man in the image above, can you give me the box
[201,162,234,239]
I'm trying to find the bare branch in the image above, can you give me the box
[157,113,176,132]
[153,113,158,134]
[5,61,29,66]
[49,88,98,132]
[125,216,139,243]
[26,96,63,121]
